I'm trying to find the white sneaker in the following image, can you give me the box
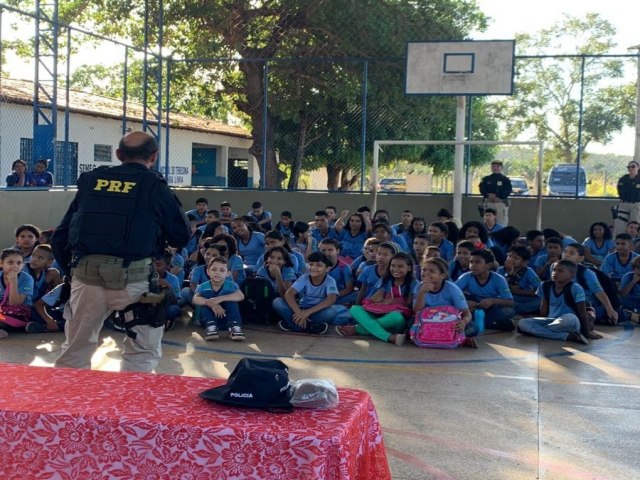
[205,325,219,340]
[229,326,245,341]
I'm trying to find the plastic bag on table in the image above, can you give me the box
[289,379,339,409]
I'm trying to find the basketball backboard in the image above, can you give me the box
[405,40,515,96]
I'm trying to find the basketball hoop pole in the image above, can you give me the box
[453,96,466,222]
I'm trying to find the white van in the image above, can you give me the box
[547,164,587,197]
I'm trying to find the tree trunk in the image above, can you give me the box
[287,114,308,190]
[240,61,280,189]
[326,163,341,191]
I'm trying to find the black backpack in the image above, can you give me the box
[239,277,277,325]
[575,264,620,310]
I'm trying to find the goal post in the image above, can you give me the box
[371,139,545,230]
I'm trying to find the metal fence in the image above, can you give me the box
[0,3,637,198]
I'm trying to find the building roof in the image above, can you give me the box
[0,77,251,140]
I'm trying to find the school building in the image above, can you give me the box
[0,77,258,188]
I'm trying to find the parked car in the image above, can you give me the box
[378,178,406,192]
[510,177,530,195]
[546,164,587,197]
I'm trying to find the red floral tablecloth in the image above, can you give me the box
[0,363,390,480]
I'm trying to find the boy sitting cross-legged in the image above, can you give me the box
[518,259,602,344]
[192,256,245,341]
[273,251,349,334]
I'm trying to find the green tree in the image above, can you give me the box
[494,13,636,164]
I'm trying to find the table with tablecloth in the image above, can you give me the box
[0,362,391,479]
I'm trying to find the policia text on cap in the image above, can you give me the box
[51,131,191,372]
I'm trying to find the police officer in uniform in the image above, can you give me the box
[614,160,640,235]
[479,160,512,226]
[51,131,191,372]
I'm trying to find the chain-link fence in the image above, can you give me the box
[0,3,637,196]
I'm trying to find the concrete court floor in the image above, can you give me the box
[1,315,639,480]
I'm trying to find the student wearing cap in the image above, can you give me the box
[479,160,512,226]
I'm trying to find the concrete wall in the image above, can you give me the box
[0,189,618,249]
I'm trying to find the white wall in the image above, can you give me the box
[0,102,255,187]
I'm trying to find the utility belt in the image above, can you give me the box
[114,289,168,339]
[72,255,151,289]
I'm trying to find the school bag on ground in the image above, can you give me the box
[410,305,465,349]
[239,277,277,325]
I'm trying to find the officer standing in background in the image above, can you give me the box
[614,160,640,235]
[479,160,512,226]
[51,131,191,372]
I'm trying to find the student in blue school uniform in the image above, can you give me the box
[255,246,297,297]
[24,244,62,304]
[218,201,238,227]
[582,221,615,268]
[526,230,546,265]
[319,238,355,305]
[310,210,340,244]
[355,242,399,305]
[448,240,474,282]
[335,212,369,264]
[246,201,273,232]
[274,211,294,243]
[352,238,382,279]
[254,230,305,278]
[403,217,427,256]
[0,248,34,337]
[517,260,602,344]
[371,222,408,252]
[482,208,504,235]
[185,197,209,227]
[26,275,71,333]
[209,234,246,285]
[455,249,515,331]
[562,243,619,325]
[152,253,181,330]
[619,256,640,313]
[533,237,564,281]
[12,224,40,264]
[273,251,349,334]
[496,246,541,315]
[427,222,455,262]
[392,210,414,237]
[192,256,245,341]
[26,158,54,187]
[600,233,639,284]
[230,216,266,273]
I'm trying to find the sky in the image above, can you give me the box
[472,0,638,155]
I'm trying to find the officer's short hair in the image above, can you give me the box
[118,135,158,160]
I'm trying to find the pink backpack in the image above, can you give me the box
[410,305,465,349]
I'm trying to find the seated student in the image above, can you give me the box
[335,212,369,264]
[311,210,340,243]
[352,237,382,279]
[582,221,615,268]
[255,246,297,297]
[356,205,373,231]
[208,235,246,285]
[404,217,427,254]
[543,228,578,248]
[339,252,416,346]
[427,222,454,262]
[0,248,34,338]
[26,275,71,333]
[325,206,338,227]
[6,159,27,187]
[489,226,521,265]
[291,220,318,260]
[198,210,230,236]
[533,237,564,281]
[255,230,305,277]
[425,246,440,259]
[392,210,414,237]
[619,256,640,313]
[12,224,40,263]
[371,222,408,252]
[626,221,640,252]
[231,216,266,273]
[273,251,348,334]
[193,256,245,341]
[184,214,202,258]
[526,230,547,265]
[497,246,541,315]
[517,260,602,344]
[449,240,474,282]
[412,233,430,281]
[166,245,186,285]
[601,233,639,284]
[246,201,273,232]
[455,249,515,331]
[355,241,398,305]
[274,210,294,243]
[372,209,391,224]
[562,243,620,325]
[483,208,504,234]
[319,239,355,305]
[24,244,62,304]
[459,221,490,249]
[179,240,216,307]
[218,201,238,226]
[152,253,182,330]
[413,257,478,348]
[26,158,54,187]
[185,197,209,227]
